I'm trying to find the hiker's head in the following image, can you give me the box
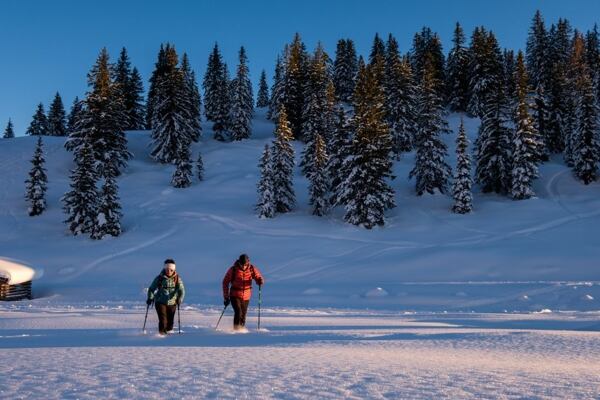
[164,259,176,275]
[238,254,250,268]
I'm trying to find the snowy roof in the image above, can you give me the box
[0,258,36,285]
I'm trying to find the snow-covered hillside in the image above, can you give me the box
[1,110,600,312]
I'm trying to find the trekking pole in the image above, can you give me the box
[215,304,228,330]
[142,302,151,334]
[177,303,182,334]
[258,285,262,331]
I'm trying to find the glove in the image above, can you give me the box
[176,298,182,306]
[257,278,264,286]
[146,299,153,306]
[224,298,230,307]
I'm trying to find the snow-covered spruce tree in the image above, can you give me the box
[451,119,473,213]
[256,144,276,219]
[171,145,193,188]
[468,27,504,118]
[411,27,446,98]
[256,70,270,108]
[474,76,513,194]
[409,60,451,195]
[385,44,417,157]
[62,139,98,235]
[25,137,48,216]
[90,174,122,239]
[300,43,331,177]
[511,51,540,200]
[3,119,14,139]
[333,39,358,103]
[66,97,83,137]
[203,43,231,141]
[146,44,168,129]
[267,55,285,122]
[446,22,471,112]
[546,18,572,153]
[337,62,395,228]
[283,33,309,139]
[26,103,48,136]
[79,47,131,178]
[114,47,146,131]
[308,133,329,216]
[503,49,518,120]
[572,64,600,184]
[271,106,296,213]
[230,46,254,141]
[196,153,204,181]
[180,53,202,143]
[150,46,196,164]
[327,105,352,206]
[369,33,386,91]
[565,33,590,167]
[47,92,67,136]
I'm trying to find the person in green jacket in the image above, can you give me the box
[146,259,185,335]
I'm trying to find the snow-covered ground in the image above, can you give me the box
[1,110,599,398]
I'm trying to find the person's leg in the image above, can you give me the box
[166,305,176,332]
[231,297,242,330]
[239,300,250,327]
[155,303,167,334]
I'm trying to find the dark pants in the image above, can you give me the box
[231,297,249,330]
[155,303,176,334]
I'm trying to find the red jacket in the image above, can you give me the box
[222,262,264,301]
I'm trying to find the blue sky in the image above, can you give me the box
[1,0,600,136]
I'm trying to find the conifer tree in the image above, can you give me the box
[267,55,285,121]
[180,53,202,143]
[308,133,329,216]
[66,97,84,137]
[337,62,395,228]
[411,27,446,97]
[26,103,48,136]
[230,46,254,141]
[146,44,168,129]
[257,70,270,108]
[203,43,231,141]
[468,27,504,118]
[62,139,98,235]
[283,33,309,139]
[474,75,513,194]
[446,22,471,112]
[572,61,600,184]
[409,61,451,195]
[271,106,296,213]
[25,137,48,216]
[301,43,331,177]
[333,39,358,103]
[77,48,131,178]
[327,105,352,206]
[171,145,193,188]
[47,92,67,136]
[511,51,540,199]
[565,33,588,166]
[91,175,122,239]
[256,144,276,219]
[451,120,473,213]
[386,45,417,157]
[114,48,146,130]
[3,119,14,139]
[196,153,204,181]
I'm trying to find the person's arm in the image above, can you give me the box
[222,267,232,300]
[147,276,159,302]
[177,278,185,304]
[252,265,264,286]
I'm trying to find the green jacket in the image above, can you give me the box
[147,272,185,306]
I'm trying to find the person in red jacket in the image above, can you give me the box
[222,254,264,331]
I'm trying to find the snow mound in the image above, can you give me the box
[365,287,389,298]
[534,309,553,314]
[0,258,36,285]
[583,294,594,301]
